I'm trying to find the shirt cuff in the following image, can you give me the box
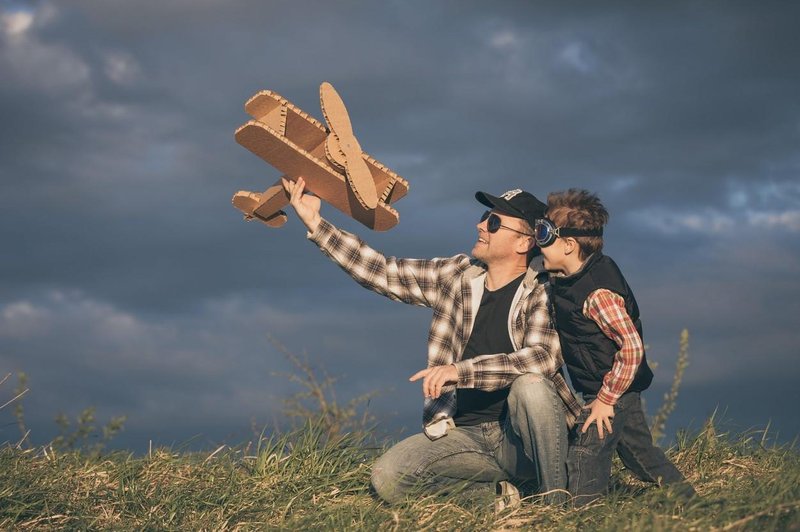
[596,386,619,406]
[306,218,333,244]
[453,359,475,388]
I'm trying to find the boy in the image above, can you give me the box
[534,189,695,506]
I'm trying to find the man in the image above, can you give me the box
[281,177,581,507]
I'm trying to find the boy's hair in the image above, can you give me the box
[546,189,609,260]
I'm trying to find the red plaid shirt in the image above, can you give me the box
[583,288,645,406]
[308,218,582,428]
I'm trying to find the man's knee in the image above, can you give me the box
[370,436,428,504]
[370,451,406,504]
[508,373,555,410]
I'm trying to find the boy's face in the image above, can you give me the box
[539,236,570,274]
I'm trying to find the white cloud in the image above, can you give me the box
[0,288,427,446]
[557,41,594,73]
[104,51,142,86]
[465,25,553,100]
[747,210,800,232]
[0,290,363,379]
[0,301,48,338]
[1,10,33,37]
[718,181,800,232]
[727,180,800,210]
[609,175,638,192]
[630,204,800,236]
[489,29,519,50]
[728,188,748,209]
[0,291,148,343]
[0,3,91,93]
[630,207,735,236]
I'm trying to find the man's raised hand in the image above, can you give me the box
[282,177,322,233]
[409,365,458,399]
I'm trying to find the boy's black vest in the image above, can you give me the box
[551,252,653,396]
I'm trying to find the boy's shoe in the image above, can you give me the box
[495,480,521,513]
[669,480,698,501]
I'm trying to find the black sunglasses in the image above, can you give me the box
[480,211,533,236]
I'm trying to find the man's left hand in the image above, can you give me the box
[409,365,458,399]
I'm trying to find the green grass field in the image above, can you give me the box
[1,419,798,531]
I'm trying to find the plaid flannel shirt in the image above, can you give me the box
[583,288,645,406]
[308,218,582,428]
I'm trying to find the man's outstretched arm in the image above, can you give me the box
[283,178,471,308]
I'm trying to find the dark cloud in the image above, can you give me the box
[1,1,799,449]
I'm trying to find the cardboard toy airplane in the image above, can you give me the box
[232,82,409,231]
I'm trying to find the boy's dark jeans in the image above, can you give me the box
[567,391,695,506]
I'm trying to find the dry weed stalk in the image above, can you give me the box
[267,334,377,440]
[650,329,690,443]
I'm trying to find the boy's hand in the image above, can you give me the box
[581,399,615,439]
[282,177,322,233]
[409,365,458,399]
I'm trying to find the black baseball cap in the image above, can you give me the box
[475,189,546,229]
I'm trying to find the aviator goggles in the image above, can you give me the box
[480,210,534,236]
[533,218,603,247]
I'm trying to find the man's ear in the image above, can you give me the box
[517,236,535,255]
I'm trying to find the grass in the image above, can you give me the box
[1,419,798,531]
[2,333,798,529]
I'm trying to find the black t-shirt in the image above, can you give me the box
[454,273,525,426]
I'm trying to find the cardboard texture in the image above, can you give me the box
[232,82,409,231]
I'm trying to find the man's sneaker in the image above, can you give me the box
[495,480,521,513]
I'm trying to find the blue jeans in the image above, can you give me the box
[567,392,695,506]
[371,374,569,505]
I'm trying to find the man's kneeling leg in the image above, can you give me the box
[502,374,569,503]
[371,426,506,505]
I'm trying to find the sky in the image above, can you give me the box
[1,1,799,452]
